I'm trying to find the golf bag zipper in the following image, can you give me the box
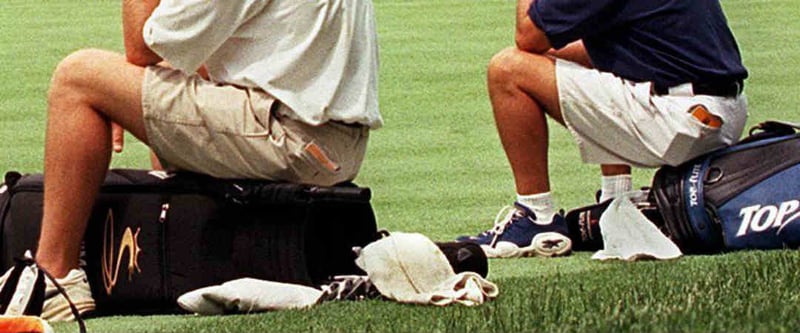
[157,198,171,306]
[159,203,170,223]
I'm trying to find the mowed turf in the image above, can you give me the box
[0,1,798,332]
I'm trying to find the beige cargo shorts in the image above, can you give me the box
[556,59,748,167]
[141,66,369,186]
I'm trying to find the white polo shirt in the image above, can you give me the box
[143,0,383,129]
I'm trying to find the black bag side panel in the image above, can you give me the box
[652,163,725,254]
[0,173,19,268]
[305,198,378,283]
[1,173,45,271]
[1,191,44,270]
[232,181,378,285]
[83,175,321,315]
[83,193,171,315]
[82,191,318,315]
[198,202,314,287]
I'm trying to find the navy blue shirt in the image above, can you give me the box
[528,0,748,88]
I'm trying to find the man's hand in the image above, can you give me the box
[112,122,124,153]
[547,41,593,68]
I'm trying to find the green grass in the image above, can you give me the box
[1,0,799,332]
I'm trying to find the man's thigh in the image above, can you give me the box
[556,59,747,167]
[141,66,369,185]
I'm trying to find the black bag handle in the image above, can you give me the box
[741,120,800,144]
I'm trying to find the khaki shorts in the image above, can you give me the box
[556,59,748,167]
[141,66,369,186]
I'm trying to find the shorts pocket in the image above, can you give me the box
[662,106,725,165]
[286,139,342,186]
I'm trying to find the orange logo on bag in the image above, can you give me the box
[101,209,142,295]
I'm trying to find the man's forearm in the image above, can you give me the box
[516,0,531,33]
[122,0,162,66]
[515,0,551,53]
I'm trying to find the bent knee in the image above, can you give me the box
[487,47,538,83]
[51,49,118,89]
[49,49,123,105]
[487,47,552,85]
[487,47,523,81]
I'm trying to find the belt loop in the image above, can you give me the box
[667,83,694,97]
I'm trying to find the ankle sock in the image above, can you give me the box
[600,174,633,202]
[516,192,554,224]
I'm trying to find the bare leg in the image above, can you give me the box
[36,49,150,278]
[150,151,164,170]
[601,164,631,176]
[487,47,563,195]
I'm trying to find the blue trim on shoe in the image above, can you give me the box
[457,202,572,258]
[456,204,523,246]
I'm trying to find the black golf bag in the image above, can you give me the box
[0,169,379,315]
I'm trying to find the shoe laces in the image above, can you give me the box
[488,205,524,247]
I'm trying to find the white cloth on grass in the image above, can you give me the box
[177,278,322,315]
[592,194,683,261]
[355,232,498,306]
[178,232,499,315]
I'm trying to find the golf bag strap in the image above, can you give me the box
[736,121,800,145]
[749,120,800,136]
[752,120,800,132]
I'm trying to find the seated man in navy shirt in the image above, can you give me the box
[458,0,748,258]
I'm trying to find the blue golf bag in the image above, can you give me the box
[652,121,800,254]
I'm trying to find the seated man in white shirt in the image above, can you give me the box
[0,0,382,321]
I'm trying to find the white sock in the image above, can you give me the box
[516,192,555,225]
[599,174,633,202]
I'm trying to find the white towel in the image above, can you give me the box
[178,232,499,315]
[591,194,683,261]
[177,278,322,315]
[426,272,499,306]
[355,232,498,306]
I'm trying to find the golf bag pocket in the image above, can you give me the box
[0,169,378,315]
[652,120,800,253]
